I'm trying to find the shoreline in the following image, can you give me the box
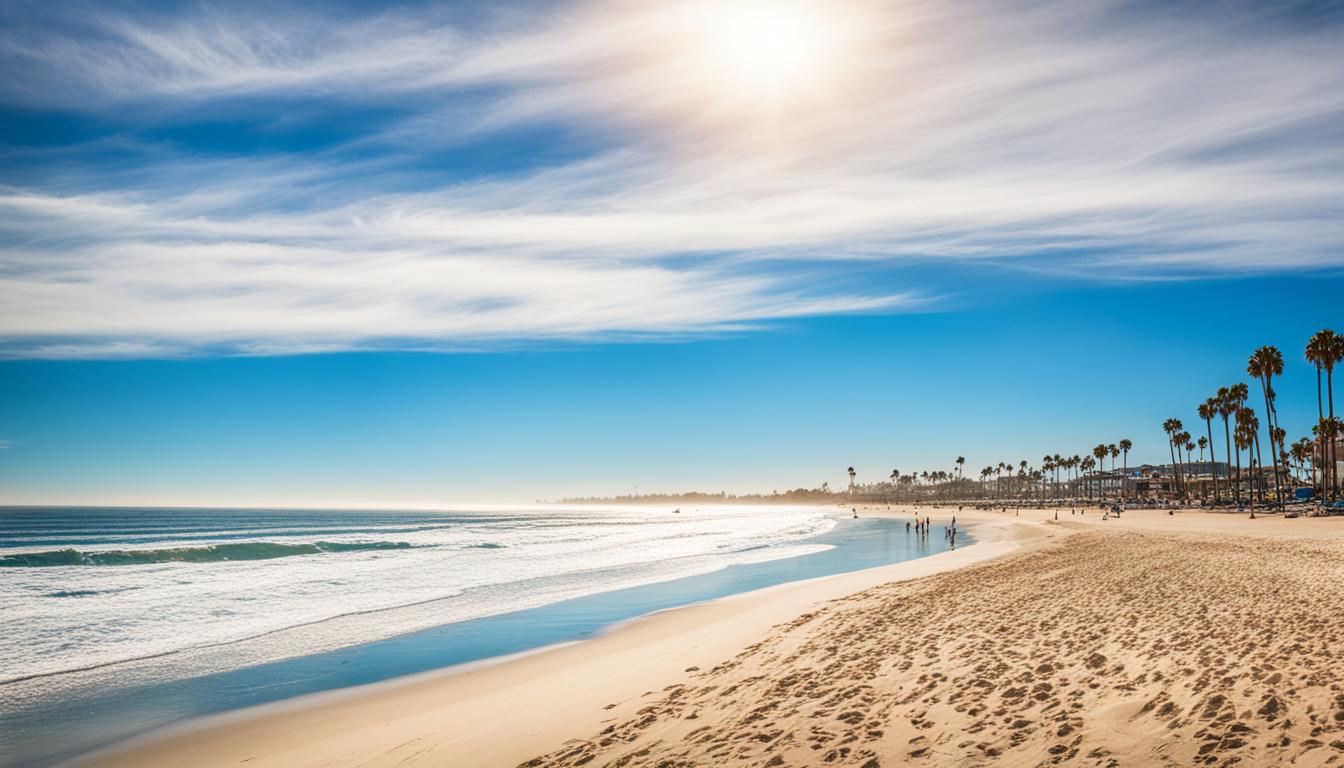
[83,508,1032,768]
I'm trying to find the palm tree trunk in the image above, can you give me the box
[1253,434,1265,503]
[1206,418,1219,504]
[1316,367,1325,497]
[1234,439,1242,505]
[1179,444,1188,500]
[1329,367,1338,501]
[1223,417,1236,504]
[1260,379,1283,510]
[1122,450,1128,500]
[1167,437,1178,501]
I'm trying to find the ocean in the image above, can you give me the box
[0,505,965,766]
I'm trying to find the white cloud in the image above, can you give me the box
[0,0,1340,357]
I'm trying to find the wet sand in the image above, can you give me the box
[87,511,1023,768]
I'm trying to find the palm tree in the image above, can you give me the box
[1177,431,1193,494]
[1248,346,1286,509]
[1307,331,1330,496]
[1184,439,1197,494]
[1318,418,1343,502]
[1307,330,1342,500]
[847,466,856,493]
[1092,444,1108,498]
[1112,439,1129,499]
[1237,407,1264,503]
[1291,438,1312,486]
[1229,384,1252,499]
[1163,418,1184,497]
[1197,398,1220,504]
[1235,412,1257,516]
[955,456,965,484]
[1217,388,1237,503]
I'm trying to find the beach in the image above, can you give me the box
[81,511,1009,767]
[85,506,1344,767]
[2,507,962,766]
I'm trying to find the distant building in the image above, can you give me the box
[1128,462,1230,479]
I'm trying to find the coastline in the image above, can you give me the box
[83,508,1030,768]
[528,506,1344,767]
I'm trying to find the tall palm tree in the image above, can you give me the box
[847,466,856,493]
[1248,346,1286,509]
[1217,388,1237,503]
[1235,412,1257,516]
[1322,333,1333,503]
[1184,438,1197,494]
[1092,444,1108,498]
[1237,407,1264,503]
[1117,439,1132,499]
[1319,418,1343,501]
[955,456,965,486]
[1177,431,1192,494]
[1307,331,1331,496]
[1163,418,1184,497]
[1198,398,1220,504]
[1230,384,1252,499]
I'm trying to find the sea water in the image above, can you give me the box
[0,505,965,766]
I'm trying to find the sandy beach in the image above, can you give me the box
[88,507,1344,767]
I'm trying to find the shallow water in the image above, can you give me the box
[0,507,967,767]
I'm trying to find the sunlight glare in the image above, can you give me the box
[690,0,847,102]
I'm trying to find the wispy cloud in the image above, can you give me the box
[0,0,1341,357]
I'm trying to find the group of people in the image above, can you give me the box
[905,513,957,546]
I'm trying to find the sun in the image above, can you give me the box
[685,0,847,102]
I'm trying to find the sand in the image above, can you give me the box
[87,506,1344,767]
[528,507,1344,767]
[86,513,1022,768]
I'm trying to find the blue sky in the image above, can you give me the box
[0,0,1341,504]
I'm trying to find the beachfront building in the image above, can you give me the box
[1122,462,1235,501]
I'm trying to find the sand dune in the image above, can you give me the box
[525,510,1344,767]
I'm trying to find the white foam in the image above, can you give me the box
[0,505,835,695]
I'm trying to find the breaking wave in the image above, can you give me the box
[0,541,414,567]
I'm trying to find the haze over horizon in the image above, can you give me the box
[1,0,1341,506]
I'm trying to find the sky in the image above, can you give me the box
[0,0,1341,505]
